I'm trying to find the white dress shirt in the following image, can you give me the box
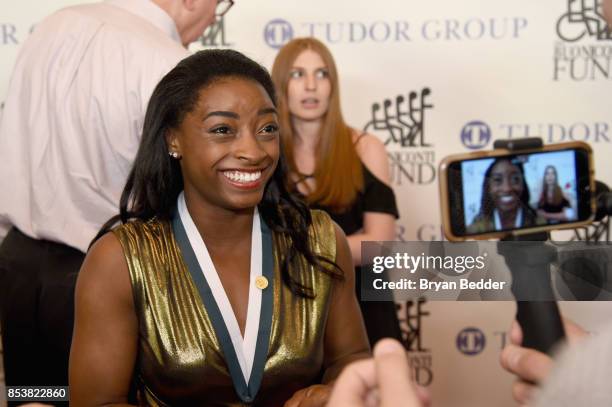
[0,0,188,251]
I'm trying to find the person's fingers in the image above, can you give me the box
[284,388,307,407]
[512,380,537,405]
[298,385,331,407]
[326,359,376,407]
[373,338,422,407]
[415,385,432,407]
[283,395,300,407]
[363,389,379,407]
[500,343,552,384]
[509,319,523,346]
[510,316,589,347]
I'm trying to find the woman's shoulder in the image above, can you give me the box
[80,232,131,300]
[308,209,338,259]
[87,231,127,267]
[112,217,171,240]
[309,209,334,234]
[351,128,386,156]
[350,128,390,185]
[111,218,174,263]
[108,218,182,289]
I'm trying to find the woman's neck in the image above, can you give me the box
[546,186,555,201]
[183,188,254,247]
[292,117,322,153]
[498,208,519,228]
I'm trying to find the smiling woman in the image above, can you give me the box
[166,77,281,211]
[468,157,544,233]
[68,49,369,407]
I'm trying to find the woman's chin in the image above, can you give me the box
[223,195,265,212]
[497,204,519,214]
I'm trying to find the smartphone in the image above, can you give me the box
[439,141,595,241]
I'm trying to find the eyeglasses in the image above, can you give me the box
[215,0,234,18]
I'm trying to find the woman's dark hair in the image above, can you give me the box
[94,49,342,297]
[477,157,533,220]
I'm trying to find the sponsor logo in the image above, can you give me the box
[199,17,233,47]
[401,298,430,352]
[397,223,446,241]
[556,0,612,42]
[0,23,36,45]
[554,0,612,81]
[456,327,486,355]
[398,298,433,386]
[461,121,492,150]
[1,23,18,45]
[460,119,611,149]
[412,224,447,241]
[364,88,436,186]
[264,19,294,49]
[494,331,508,349]
[387,151,436,186]
[421,17,527,41]
[262,17,528,48]
[364,89,433,148]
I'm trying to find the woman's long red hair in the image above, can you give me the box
[271,37,363,211]
[538,165,565,207]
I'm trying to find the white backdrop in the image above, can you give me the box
[2,1,612,406]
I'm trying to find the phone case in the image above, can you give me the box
[438,141,596,241]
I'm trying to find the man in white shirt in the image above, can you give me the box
[0,0,230,393]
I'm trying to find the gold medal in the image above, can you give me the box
[255,276,268,290]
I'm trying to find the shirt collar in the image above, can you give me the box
[106,0,182,44]
[493,207,524,231]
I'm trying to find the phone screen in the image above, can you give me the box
[447,147,593,237]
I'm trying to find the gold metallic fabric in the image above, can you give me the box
[113,210,336,406]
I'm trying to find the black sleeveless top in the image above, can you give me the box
[538,197,570,213]
[312,163,399,233]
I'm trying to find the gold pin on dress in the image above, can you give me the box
[255,276,268,290]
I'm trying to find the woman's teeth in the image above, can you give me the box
[223,170,262,183]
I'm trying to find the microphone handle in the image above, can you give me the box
[516,301,565,355]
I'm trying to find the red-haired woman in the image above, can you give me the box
[272,37,401,345]
[537,165,573,223]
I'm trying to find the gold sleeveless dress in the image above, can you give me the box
[113,210,336,406]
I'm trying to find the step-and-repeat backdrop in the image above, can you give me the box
[2,1,612,406]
